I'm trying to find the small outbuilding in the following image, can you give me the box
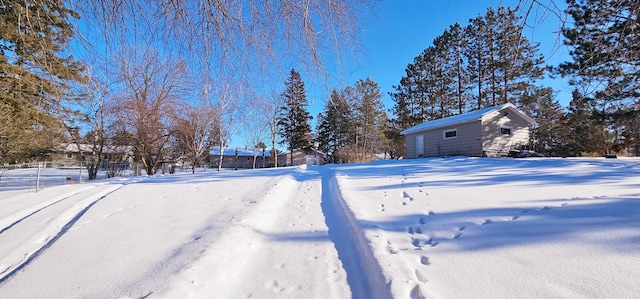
[401,103,536,158]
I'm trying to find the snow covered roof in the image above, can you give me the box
[61,143,132,154]
[209,146,271,157]
[400,103,536,135]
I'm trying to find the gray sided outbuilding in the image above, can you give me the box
[401,103,536,158]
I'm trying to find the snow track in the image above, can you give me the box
[0,185,96,234]
[0,183,124,284]
[159,167,353,298]
[320,168,392,299]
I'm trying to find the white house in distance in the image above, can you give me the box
[401,103,537,158]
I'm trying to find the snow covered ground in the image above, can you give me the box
[0,157,638,298]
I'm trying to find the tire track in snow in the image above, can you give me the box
[0,185,96,235]
[0,183,124,285]
[320,168,392,299]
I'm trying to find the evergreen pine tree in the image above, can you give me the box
[560,0,640,155]
[0,0,85,162]
[352,78,386,161]
[560,0,640,105]
[562,90,611,156]
[519,87,566,156]
[494,7,545,105]
[277,69,313,165]
[317,89,352,163]
[432,34,457,118]
[464,15,490,110]
[446,23,469,114]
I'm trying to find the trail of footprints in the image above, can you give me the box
[390,174,575,290]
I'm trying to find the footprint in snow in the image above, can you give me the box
[386,240,398,254]
[420,256,431,265]
[452,232,462,239]
[415,237,438,247]
[267,280,286,292]
[508,215,520,221]
[380,204,385,212]
[411,285,427,299]
[456,225,466,231]
[480,219,492,225]
[419,217,426,224]
[403,191,414,201]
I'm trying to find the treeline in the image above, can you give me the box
[316,78,391,163]
[387,2,640,157]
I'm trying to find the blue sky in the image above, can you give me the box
[303,0,572,122]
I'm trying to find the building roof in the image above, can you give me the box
[61,143,133,154]
[400,103,536,135]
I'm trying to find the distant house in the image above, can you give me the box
[209,147,324,169]
[209,147,277,169]
[51,144,133,167]
[401,103,536,158]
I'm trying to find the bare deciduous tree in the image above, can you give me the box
[242,97,270,169]
[71,65,110,180]
[209,73,250,171]
[173,98,219,173]
[108,47,190,175]
[264,89,284,167]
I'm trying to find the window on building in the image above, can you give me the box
[66,153,73,159]
[443,129,457,140]
[500,126,513,136]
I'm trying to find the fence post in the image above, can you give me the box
[36,162,41,192]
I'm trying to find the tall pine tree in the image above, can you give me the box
[0,0,85,162]
[317,89,352,163]
[519,87,566,156]
[351,77,387,161]
[560,0,640,104]
[277,69,312,165]
[562,90,611,156]
[560,0,640,155]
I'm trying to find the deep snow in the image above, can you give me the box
[0,157,639,298]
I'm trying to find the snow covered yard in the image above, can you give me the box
[0,157,639,298]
